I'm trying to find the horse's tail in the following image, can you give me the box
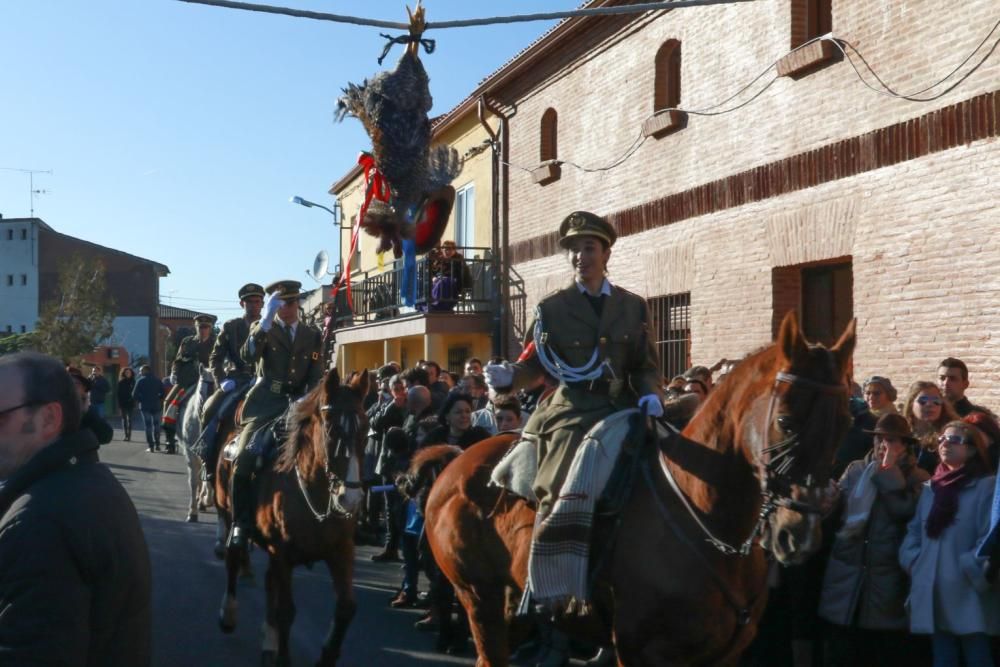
[399,444,463,510]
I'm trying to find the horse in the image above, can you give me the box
[422,312,856,666]
[215,368,369,667]
[177,366,216,522]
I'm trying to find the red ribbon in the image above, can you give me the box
[331,152,391,313]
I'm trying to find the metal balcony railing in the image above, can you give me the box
[330,246,499,328]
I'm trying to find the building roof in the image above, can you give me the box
[4,217,171,277]
[158,304,204,320]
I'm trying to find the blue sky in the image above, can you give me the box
[0,1,556,319]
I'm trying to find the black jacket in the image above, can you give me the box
[0,429,152,666]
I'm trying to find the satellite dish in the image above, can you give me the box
[313,250,330,279]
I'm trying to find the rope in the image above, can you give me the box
[177,0,759,30]
[532,313,605,383]
[377,33,435,65]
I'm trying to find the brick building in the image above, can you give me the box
[460,0,1000,406]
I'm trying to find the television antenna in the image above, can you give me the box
[306,249,337,284]
[0,167,53,217]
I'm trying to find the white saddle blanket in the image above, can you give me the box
[489,434,539,501]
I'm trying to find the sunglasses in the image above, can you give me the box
[938,434,970,446]
[916,395,943,406]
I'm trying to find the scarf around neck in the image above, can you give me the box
[926,463,977,539]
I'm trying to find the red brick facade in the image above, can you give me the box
[487,1,1000,405]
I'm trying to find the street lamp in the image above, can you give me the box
[289,195,343,227]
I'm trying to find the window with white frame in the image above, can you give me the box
[455,184,475,248]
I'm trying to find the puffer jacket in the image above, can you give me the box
[818,451,929,630]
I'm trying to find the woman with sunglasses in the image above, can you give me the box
[900,421,1000,666]
[904,381,961,475]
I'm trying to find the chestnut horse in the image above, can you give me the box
[424,313,855,666]
[215,368,369,667]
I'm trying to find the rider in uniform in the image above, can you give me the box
[228,280,324,552]
[162,314,217,454]
[198,283,264,481]
[485,211,663,519]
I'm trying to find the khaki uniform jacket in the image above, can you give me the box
[172,335,214,388]
[240,318,323,424]
[511,283,661,513]
[209,316,255,386]
[513,283,661,433]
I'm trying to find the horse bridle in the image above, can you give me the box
[294,404,362,523]
[654,369,846,557]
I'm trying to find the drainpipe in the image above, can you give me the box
[478,94,509,359]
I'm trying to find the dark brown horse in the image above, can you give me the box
[215,369,369,667]
[423,313,855,666]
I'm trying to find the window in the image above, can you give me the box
[19,325,26,333]
[648,292,691,381]
[5,275,12,286]
[20,274,27,286]
[654,40,682,111]
[772,259,852,346]
[447,346,470,375]
[791,0,832,49]
[5,230,11,241]
[20,229,26,240]
[801,262,852,346]
[455,184,475,248]
[4,325,11,333]
[540,108,558,162]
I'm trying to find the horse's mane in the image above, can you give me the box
[408,444,463,477]
[275,382,329,474]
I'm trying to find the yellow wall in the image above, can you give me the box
[338,332,491,375]
[334,109,498,276]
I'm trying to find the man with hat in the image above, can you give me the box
[484,211,662,623]
[228,280,324,553]
[196,283,264,486]
[162,313,217,454]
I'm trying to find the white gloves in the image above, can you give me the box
[638,394,664,418]
[260,292,284,332]
[220,379,236,393]
[484,362,514,389]
[169,373,177,385]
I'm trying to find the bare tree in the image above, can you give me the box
[34,254,116,362]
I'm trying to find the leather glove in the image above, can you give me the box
[638,394,664,418]
[260,292,284,332]
[220,379,236,393]
[484,362,514,389]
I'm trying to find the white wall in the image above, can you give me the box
[103,316,151,364]
[0,221,39,334]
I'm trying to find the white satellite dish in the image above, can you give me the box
[307,249,332,284]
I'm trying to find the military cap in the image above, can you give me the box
[265,279,305,300]
[558,211,616,249]
[239,283,265,300]
[194,314,217,326]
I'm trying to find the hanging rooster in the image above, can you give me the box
[335,2,462,257]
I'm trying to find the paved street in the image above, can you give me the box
[100,428,475,667]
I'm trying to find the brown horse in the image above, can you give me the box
[215,368,369,667]
[423,313,855,666]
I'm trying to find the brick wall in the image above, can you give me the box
[498,0,1000,408]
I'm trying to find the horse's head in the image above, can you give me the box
[757,312,855,564]
[320,368,370,515]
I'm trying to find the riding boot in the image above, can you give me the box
[228,475,256,553]
[534,624,570,667]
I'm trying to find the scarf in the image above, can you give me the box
[926,463,976,539]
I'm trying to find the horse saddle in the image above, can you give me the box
[222,410,291,468]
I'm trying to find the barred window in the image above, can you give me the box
[648,292,691,381]
[540,108,558,162]
[654,40,682,111]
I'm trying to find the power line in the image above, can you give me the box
[177,0,758,30]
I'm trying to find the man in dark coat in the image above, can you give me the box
[133,364,165,452]
[0,352,151,666]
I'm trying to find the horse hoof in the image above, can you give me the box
[186,512,198,523]
[219,594,238,633]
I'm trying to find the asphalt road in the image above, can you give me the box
[100,428,476,667]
